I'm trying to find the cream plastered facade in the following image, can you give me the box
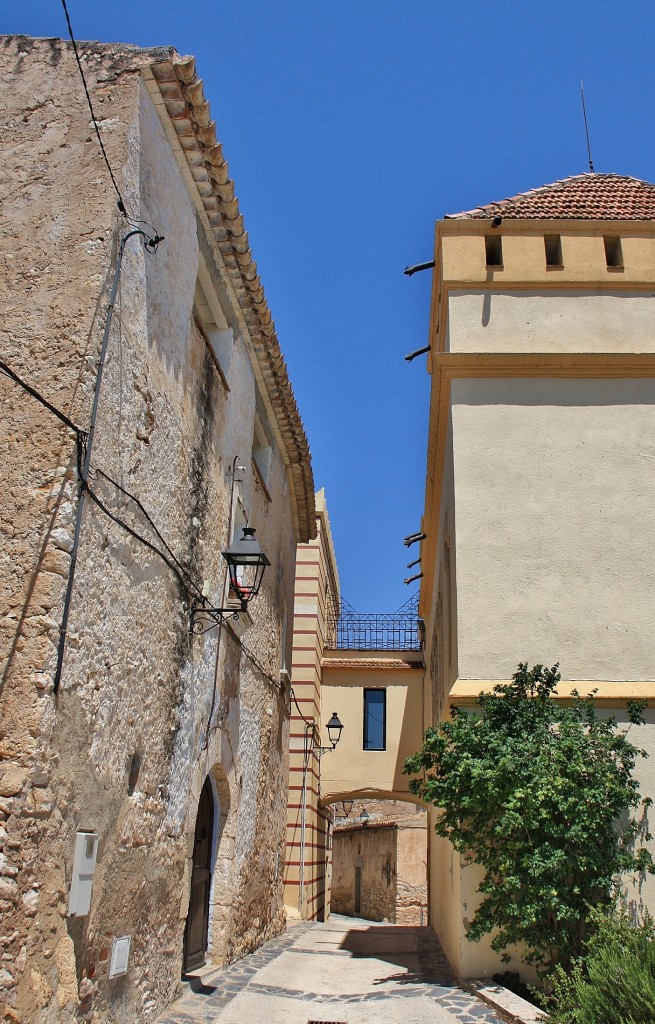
[418,211,655,979]
[319,651,425,805]
[0,37,314,1024]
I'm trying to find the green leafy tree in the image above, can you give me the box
[404,662,653,973]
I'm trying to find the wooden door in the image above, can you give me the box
[183,778,214,972]
[354,866,362,915]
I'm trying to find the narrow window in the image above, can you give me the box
[363,689,386,750]
[485,234,503,267]
[354,866,362,914]
[604,236,623,269]
[544,234,563,267]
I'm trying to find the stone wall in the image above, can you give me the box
[332,824,396,922]
[395,819,428,926]
[0,36,301,1024]
[332,813,427,925]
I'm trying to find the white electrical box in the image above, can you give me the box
[67,831,99,917]
[109,936,131,979]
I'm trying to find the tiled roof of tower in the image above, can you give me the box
[445,173,655,221]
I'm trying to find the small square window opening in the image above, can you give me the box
[485,235,503,267]
[252,413,273,490]
[544,234,563,267]
[604,236,623,269]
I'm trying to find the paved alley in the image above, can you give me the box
[157,916,511,1024]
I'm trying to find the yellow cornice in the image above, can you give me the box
[434,351,655,378]
[438,218,655,236]
[450,678,655,707]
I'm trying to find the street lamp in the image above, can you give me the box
[223,526,271,606]
[311,712,344,759]
[190,526,270,634]
[326,711,344,749]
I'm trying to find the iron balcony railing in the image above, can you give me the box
[327,593,422,651]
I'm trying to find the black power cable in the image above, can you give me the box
[2,358,284,696]
[60,0,128,216]
[0,360,84,439]
[92,468,202,600]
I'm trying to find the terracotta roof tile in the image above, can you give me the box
[446,173,655,221]
[146,53,316,542]
[322,657,422,672]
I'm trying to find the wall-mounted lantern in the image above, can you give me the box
[325,711,344,749]
[191,526,270,635]
[310,711,344,760]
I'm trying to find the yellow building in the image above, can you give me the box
[284,491,425,921]
[417,173,655,978]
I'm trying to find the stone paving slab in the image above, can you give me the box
[157,916,510,1024]
[215,989,470,1024]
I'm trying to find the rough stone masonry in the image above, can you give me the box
[0,35,315,1024]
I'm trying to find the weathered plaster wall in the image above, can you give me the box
[394,819,427,925]
[332,803,427,925]
[331,817,427,926]
[319,656,424,804]
[331,825,396,922]
[446,290,655,353]
[451,376,655,682]
[1,37,296,1024]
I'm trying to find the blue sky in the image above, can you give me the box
[4,2,655,611]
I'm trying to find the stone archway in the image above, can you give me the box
[205,764,234,963]
[326,796,428,926]
[182,760,235,972]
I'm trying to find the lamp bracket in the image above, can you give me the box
[190,603,246,635]
[309,745,335,761]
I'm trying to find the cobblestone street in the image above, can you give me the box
[157,916,511,1024]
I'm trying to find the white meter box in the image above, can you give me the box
[109,936,131,979]
[67,831,99,917]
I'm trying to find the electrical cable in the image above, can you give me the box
[87,483,283,694]
[290,686,316,728]
[91,467,203,599]
[54,227,163,694]
[60,0,128,216]
[0,360,84,439]
[85,484,195,598]
[3,352,284,699]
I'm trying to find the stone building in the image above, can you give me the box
[332,801,427,925]
[0,35,315,1023]
[414,173,655,978]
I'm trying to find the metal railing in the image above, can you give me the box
[327,593,422,651]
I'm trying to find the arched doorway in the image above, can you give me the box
[183,776,214,972]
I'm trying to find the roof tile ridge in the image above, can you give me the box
[445,173,594,220]
[445,171,655,221]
